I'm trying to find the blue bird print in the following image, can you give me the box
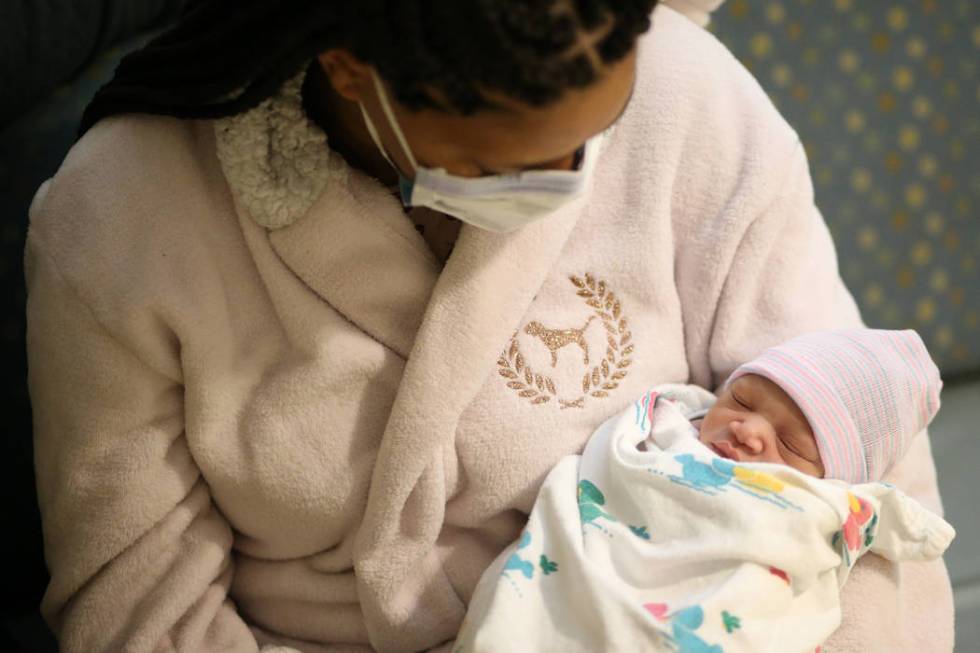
[503,530,535,579]
[669,454,733,494]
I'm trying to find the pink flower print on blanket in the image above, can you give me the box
[832,492,878,567]
[843,493,874,550]
[642,604,724,653]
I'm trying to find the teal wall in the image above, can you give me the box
[711,0,979,374]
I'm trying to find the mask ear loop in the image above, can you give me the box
[370,71,420,174]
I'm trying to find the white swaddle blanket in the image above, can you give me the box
[454,385,954,653]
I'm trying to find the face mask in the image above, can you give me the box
[358,72,602,233]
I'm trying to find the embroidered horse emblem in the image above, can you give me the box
[524,316,595,367]
[497,273,635,408]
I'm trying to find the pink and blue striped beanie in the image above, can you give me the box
[726,329,942,483]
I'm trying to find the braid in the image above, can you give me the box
[79,0,659,137]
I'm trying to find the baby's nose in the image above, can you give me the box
[730,417,773,453]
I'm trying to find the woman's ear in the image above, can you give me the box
[317,49,373,102]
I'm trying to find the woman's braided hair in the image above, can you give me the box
[79,0,659,137]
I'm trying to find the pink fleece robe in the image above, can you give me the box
[25,5,952,652]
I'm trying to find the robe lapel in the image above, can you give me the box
[353,192,588,652]
[268,170,440,359]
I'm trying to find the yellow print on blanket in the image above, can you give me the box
[662,453,803,512]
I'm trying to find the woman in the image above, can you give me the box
[25,1,952,651]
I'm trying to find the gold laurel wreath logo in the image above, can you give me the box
[497,272,634,408]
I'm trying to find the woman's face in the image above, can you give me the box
[318,46,637,180]
[698,374,825,478]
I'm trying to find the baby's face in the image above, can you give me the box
[697,374,825,477]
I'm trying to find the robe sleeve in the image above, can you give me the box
[25,230,258,652]
[699,141,954,652]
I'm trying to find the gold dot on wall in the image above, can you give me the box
[891,209,909,230]
[906,36,928,59]
[767,3,786,24]
[864,283,884,306]
[803,48,820,66]
[922,0,939,14]
[935,325,953,349]
[835,0,853,11]
[938,174,955,193]
[925,211,945,235]
[911,95,933,119]
[905,183,927,208]
[887,6,909,31]
[845,109,865,132]
[927,55,944,76]
[872,192,889,209]
[911,241,933,266]
[916,298,936,322]
[791,83,810,101]
[943,80,960,99]
[852,168,873,193]
[872,33,891,53]
[973,25,980,48]
[918,154,938,177]
[893,66,915,92]
[950,287,964,306]
[962,256,976,272]
[729,0,749,18]
[878,92,897,112]
[897,266,915,288]
[885,151,903,173]
[898,125,920,150]
[751,33,774,58]
[809,108,827,126]
[857,225,878,249]
[950,140,966,161]
[838,49,861,74]
[787,22,803,41]
[930,269,949,292]
[931,115,950,135]
[771,64,793,87]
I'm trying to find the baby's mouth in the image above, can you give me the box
[711,441,739,461]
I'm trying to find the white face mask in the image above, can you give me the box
[359,72,602,233]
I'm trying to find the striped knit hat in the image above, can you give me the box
[726,329,942,483]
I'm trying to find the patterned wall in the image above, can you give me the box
[710,0,979,374]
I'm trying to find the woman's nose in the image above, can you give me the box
[729,417,773,454]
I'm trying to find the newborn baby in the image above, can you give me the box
[455,329,954,653]
[693,327,938,485]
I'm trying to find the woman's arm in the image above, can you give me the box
[25,233,257,652]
